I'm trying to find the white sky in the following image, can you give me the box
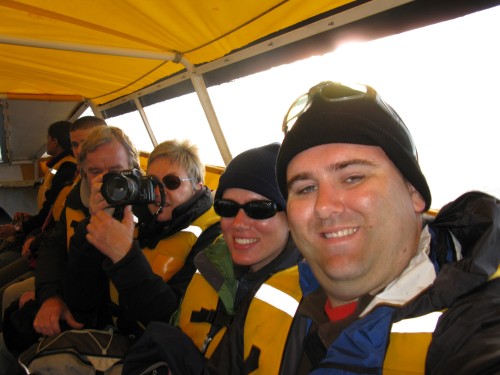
[102,5,500,210]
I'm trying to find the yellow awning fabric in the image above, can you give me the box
[0,0,353,105]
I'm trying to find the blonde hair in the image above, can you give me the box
[148,139,205,184]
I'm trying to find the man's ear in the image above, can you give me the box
[80,176,90,208]
[408,182,426,213]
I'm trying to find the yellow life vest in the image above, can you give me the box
[51,176,81,222]
[383,264,500,374]
[37,154,76,209]
[110,206,220,306]
[142,228,199,282]
[383,311,442,374]
[142,207,219,281]
[178,269,224,357]
[64,205,86,250]
[178,265,302,374]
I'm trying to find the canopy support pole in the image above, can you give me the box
[133,98,158,148]
[188,73,232,165]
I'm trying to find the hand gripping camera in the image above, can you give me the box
[100,169,164,208]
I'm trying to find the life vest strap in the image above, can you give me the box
[243,345,260,374]
[190,308,231,326]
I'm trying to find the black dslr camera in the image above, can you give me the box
[101,169,157,207]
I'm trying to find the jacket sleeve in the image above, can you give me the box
[103,244,178,326]
[427,277,500,374]
[63,217,111,326]
[35,217,69,304]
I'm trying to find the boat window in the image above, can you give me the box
[93,5,499,209]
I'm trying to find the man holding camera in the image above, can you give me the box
[26,126,140,339]
[3,126,139,355]
[4,128,220,359]
[64,139,220,332]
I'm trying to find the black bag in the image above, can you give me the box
[123,321,205,375]
[3,299,41,356]
[18,328,132,375]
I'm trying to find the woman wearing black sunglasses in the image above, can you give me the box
[123,143,303,374]
[136,139,221,288]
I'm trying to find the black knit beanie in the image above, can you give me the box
[276,88,432,211]
[215,143,286,211]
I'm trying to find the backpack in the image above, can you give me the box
[18,328,132,375]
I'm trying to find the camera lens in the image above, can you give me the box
[101,173,138,205]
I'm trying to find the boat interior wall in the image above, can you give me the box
[0,185,38,219]
[0,98,84,217]
[1,98,83,163]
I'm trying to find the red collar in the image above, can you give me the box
[324,299,358,321]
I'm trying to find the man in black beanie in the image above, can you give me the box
[275,81,500,374]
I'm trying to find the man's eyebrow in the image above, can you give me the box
[287,172,313,190]
[287,159,376,189]
[331,159,376,171]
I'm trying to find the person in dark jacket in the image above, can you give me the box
[122,143,303,375]
[274,81,500,374]
[6,126,141,343]
[0,120,76,265]
[0,116,107,315]
[0,117,106,375]
[67,138,220,331]
[0,120,77,239]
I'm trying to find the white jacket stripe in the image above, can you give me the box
[182,225,203,237]
[255,283,299,317]
[391,311,442,333]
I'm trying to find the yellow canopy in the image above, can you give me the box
[0,0,357,105]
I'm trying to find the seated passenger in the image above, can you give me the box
[4,134,220,359]
[0,116,107,318]
[0,116,106,374]
[2,126,138,355]
[121,143,303,374]
[63,139,221,331]
[0,121,76,270]
[275,81,500,374]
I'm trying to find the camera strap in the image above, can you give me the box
[152,177,166,215]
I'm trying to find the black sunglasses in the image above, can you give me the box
[282,81,376,134]
[214,199,280,220]
[162,174,195,190]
